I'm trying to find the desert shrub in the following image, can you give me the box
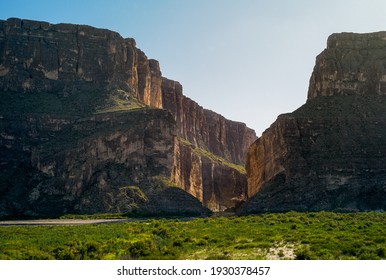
[295,246,314,260]
[206,254,231,260]
[376,247,386,258]
[152,226,170,238]
[52,240,100,260]
[121,239,156,259]
[172,239,183,247]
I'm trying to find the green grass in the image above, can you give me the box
[1,212,385,260]
[94,89,146,114]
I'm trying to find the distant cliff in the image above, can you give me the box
[162,78,256,165]
[0,18,256,218]
[241,32,386,214]
[162,78,255,210]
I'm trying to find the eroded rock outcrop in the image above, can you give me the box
[241,32,386,214]
[0,18,255,217]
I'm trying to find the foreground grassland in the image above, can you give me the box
[0,212,385,260]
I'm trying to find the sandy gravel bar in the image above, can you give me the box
[0,219,129,226]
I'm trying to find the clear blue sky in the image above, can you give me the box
[2,0,386,135]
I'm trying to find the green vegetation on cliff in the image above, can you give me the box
[179,138,246,175]
[0,89,145,116]
[1,212,385,260]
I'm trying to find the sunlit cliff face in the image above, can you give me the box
[242,32,386,214]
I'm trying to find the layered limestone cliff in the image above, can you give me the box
[172,139,248,211]
[0,18,255,217]
[0,18,163,108]
[162,78,256,165]
[241,32,386,214]
[162,77,256,210]
[308,32,386,100]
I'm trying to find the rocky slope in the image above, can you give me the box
[241,32,386,214]
[0,18,255,218]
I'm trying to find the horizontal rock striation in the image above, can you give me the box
[241,32,386,214]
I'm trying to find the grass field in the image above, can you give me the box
[0,211,385,260]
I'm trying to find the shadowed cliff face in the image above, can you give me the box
[242,32,386,214]
[0,109,205,217]
[0,18,255,217]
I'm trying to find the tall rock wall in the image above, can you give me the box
[242,32,386,214]
[0,18,256,216]
[162,77,256,165]
[161,77,256,210]
[308,32,386,100]
[0,18,163,108]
